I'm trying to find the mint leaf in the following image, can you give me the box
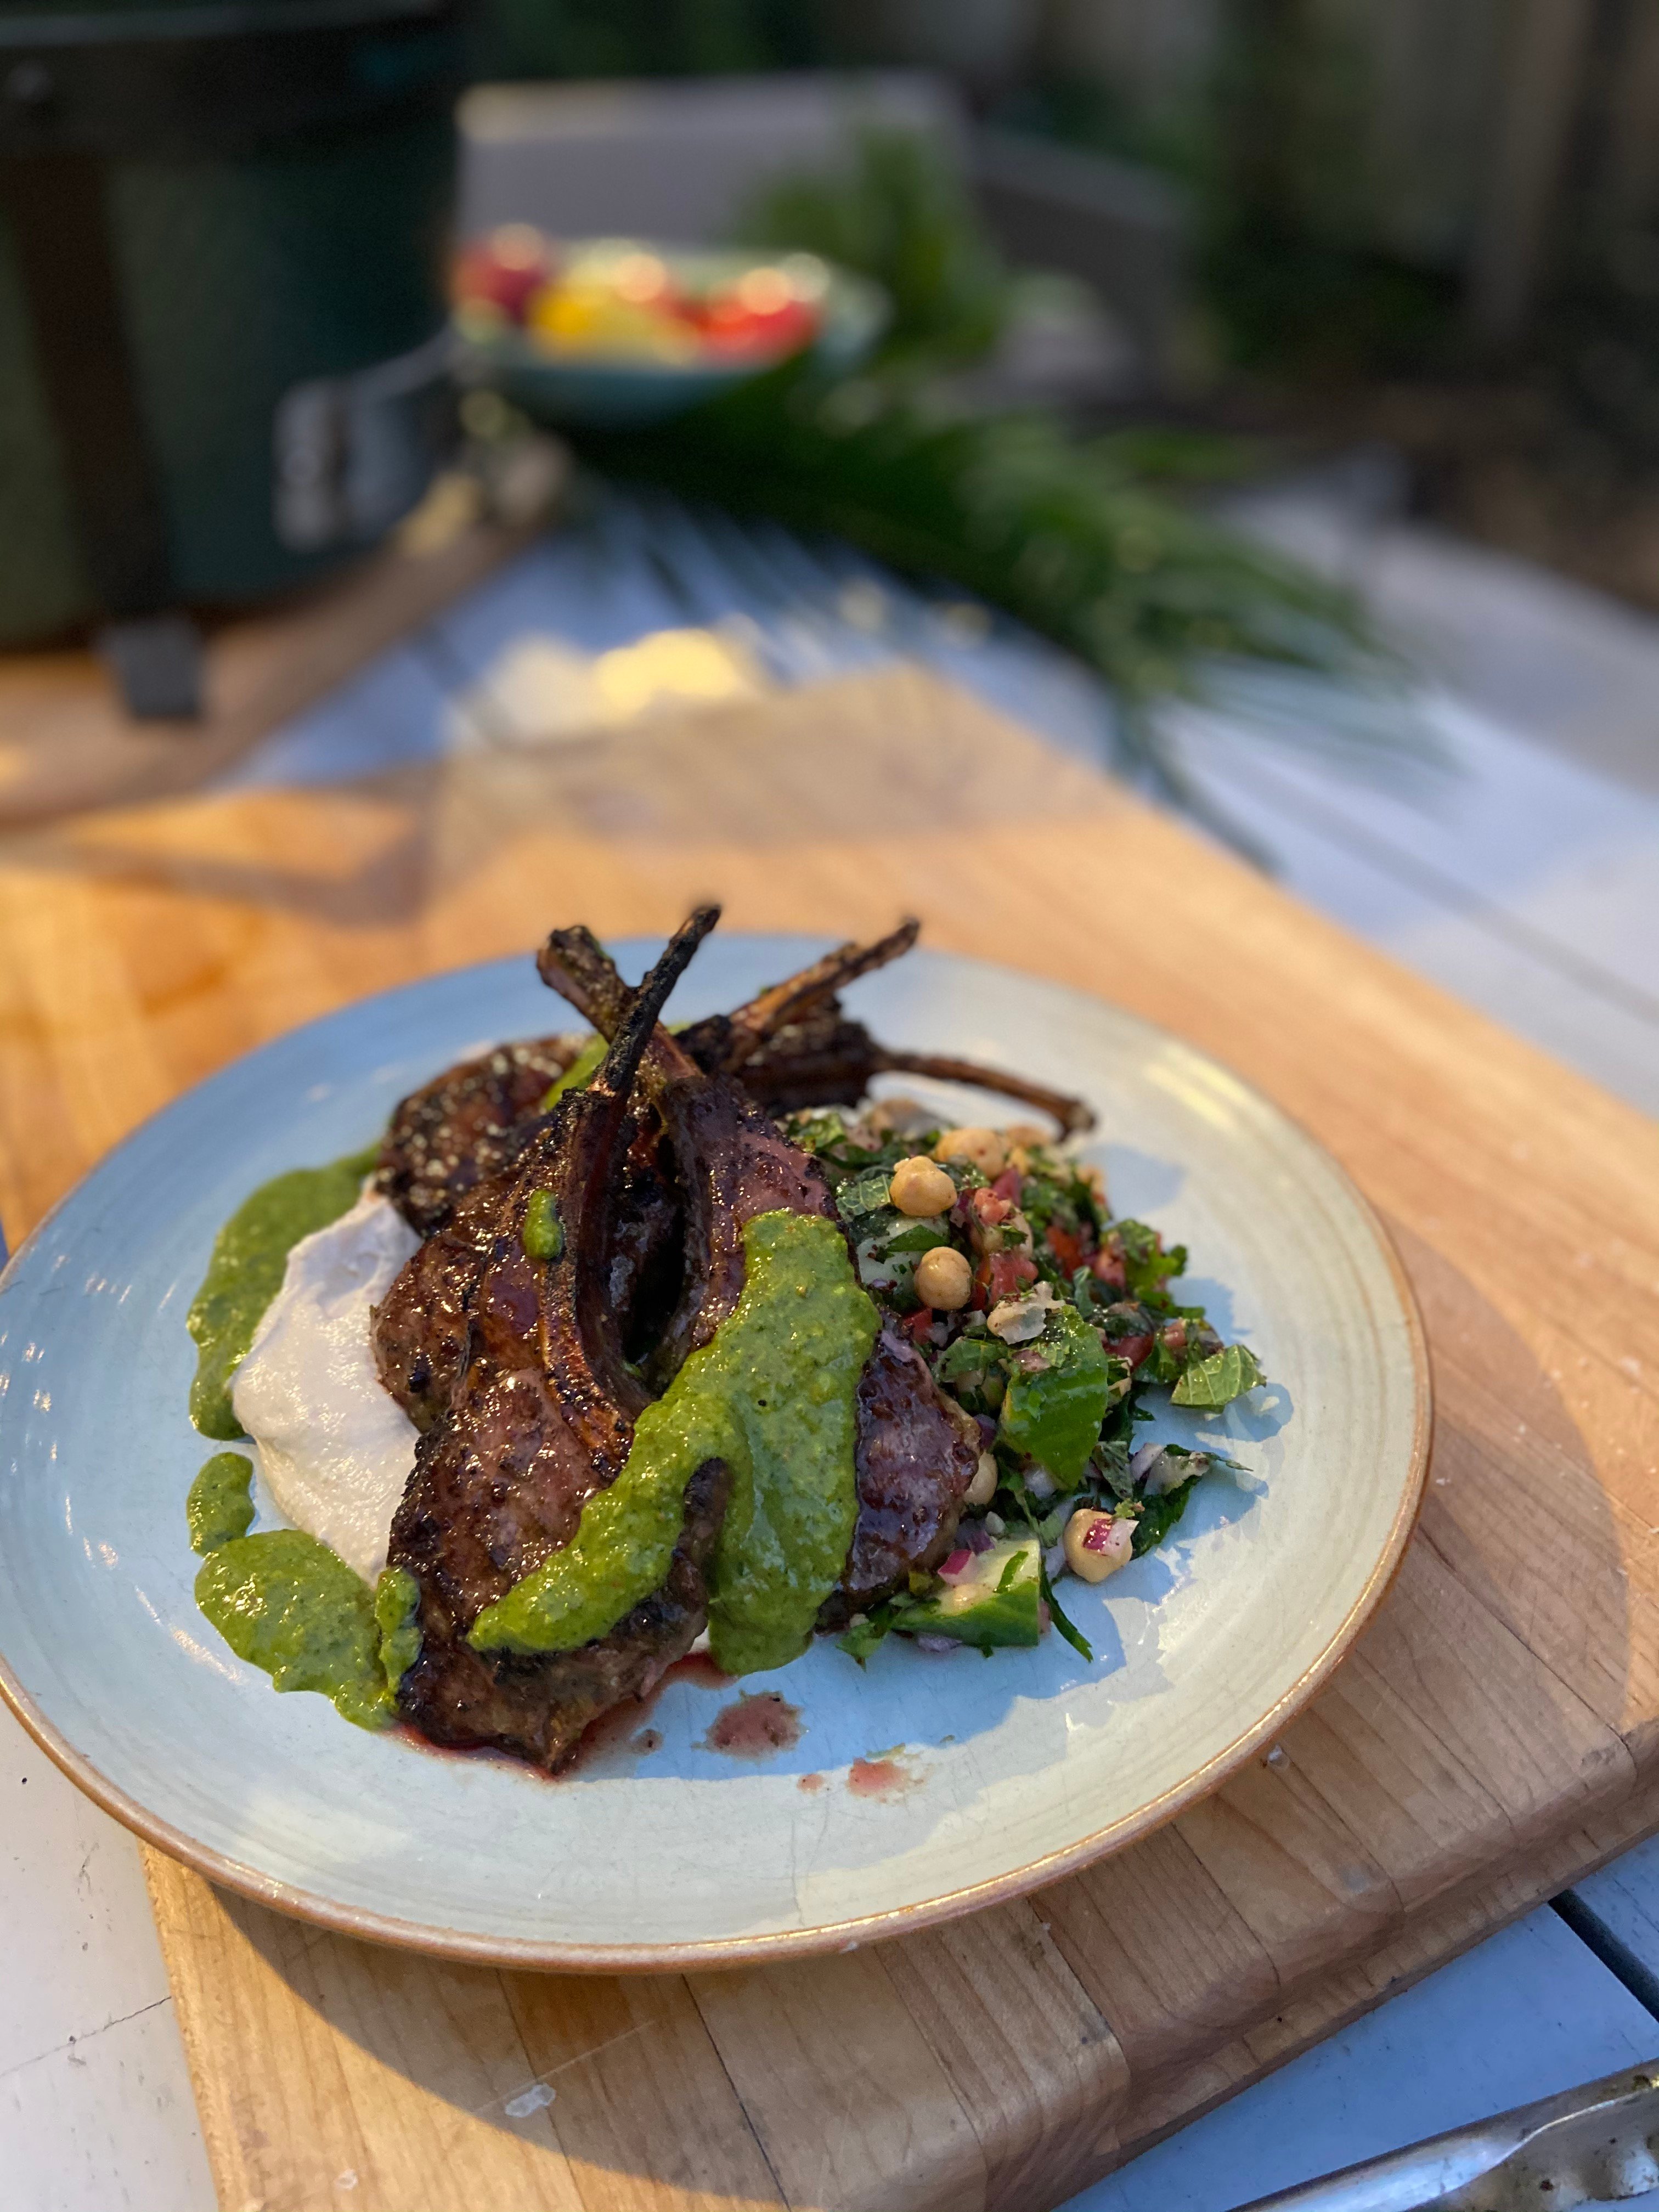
[1037,1556,1094,1661]
[839,1605,899,1664]
[998,1305,1111,1487]
[1131,1476,1200,1554]
[885,1222,951,1255]
[1116,1219,1187,1306]
[840,1165,898,1220]
[1171,1342,1265,1408]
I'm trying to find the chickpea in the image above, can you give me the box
[913,1243,972,1311]
[1002,1121,1051,1149]
[890,1155,957,1217]
[964,1451,998,1507]
[935,1125,1007,1178]
[1063,1508,1136,1584]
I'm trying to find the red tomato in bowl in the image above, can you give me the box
[454,225,557,325]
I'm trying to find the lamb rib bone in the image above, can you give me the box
[386,908,724,1770]
[537,922,981,1612]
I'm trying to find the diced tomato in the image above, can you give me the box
[694,295,816,357]
[1091,1248,1127,1290]
[902,1306,936,1342]
[972,1187,1013,1228]
[1046,1223,1088,1276]
[991,1167,1023,1204]
[973,1251,1039,1308]
[1105,1331,1154,1370]
[453,230,555,322]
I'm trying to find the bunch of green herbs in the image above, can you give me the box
[562,127,1414,833]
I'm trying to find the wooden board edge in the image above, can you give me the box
[1098,1765,1659,2181]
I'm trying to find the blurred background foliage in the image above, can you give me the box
[563,125,1408,848]
[461,0,1659,653]
[479,0,827,85]
[468,0,1659,627]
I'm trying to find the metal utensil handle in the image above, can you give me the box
[1234,2060,1659,2209]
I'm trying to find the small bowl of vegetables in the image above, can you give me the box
[453,228,887,428]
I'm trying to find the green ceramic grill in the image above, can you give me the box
[0,0,463,697]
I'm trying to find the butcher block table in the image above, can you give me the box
[3,654,1659,2212]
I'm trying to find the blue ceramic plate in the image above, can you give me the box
[0,940,1427,1970]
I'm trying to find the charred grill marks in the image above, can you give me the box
[375,1036,582,1237]
[373,909,1060,1769]
[387,911,724,1770]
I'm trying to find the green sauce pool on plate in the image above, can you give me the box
[184,1143,878,1728]
[186,1144,381,1439]
[189,1453,414,1731]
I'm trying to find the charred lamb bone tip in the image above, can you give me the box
[386,908,725,1771]
[674,917,922,1074]
[538,917,981,1604]
[538,921,842,1376]
[867,1048,1096,1139]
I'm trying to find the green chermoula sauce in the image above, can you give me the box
[538,1035,605,1112]
[187,1452,257,1554]
[189,1455,416,1729]
[187,1144,380,1439]
[537,1023,695,1115]
[374,1564,422,1689]
[469,1210,878,1677]
[521,1189,563,1261]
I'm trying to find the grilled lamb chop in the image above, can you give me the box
[373,929,1093,1259]
[376,1036,585,1238]
[674,920,1095,1137]
[821,1329,984,1628]
[537,924,981,1611]
[373,1102,680,1431]
[388,913,727,1769]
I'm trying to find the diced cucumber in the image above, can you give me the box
[900,1536,1042,1650]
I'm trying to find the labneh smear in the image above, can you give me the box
[701,1692,803,1759]
[230,1191,419,1582]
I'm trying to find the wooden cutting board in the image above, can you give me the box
[2,663,1657,2212]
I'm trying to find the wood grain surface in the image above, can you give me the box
[3,663,1657,2212]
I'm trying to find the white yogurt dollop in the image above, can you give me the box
[231,1189,421,1583]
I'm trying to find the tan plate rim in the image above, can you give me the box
[0,963,1434,1973]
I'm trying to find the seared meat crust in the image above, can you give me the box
[648,1076,838,1381]
[373,1174,503,1432]
[388,1105,645,1644]
[399,1460,727,1769]
[388,913,725,1770]
[375,1036,582,1237]
[373,1108,679,1431]
[816,1330,981,1626]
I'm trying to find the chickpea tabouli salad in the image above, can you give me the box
[183,910,1266,1770]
